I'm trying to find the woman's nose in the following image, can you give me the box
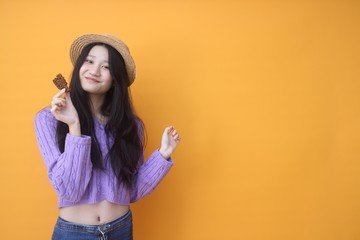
[89,65,101,76]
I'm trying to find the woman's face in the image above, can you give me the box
[79,45,113,96]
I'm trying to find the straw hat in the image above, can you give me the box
[70,34,136,85]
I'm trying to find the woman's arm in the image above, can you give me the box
[34,107,93,202]
[130,126,181,202]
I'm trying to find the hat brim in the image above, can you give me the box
[70,34,136,85]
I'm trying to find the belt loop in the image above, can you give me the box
[98,226,106,240]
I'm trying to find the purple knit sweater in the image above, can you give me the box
[34,108,173,208]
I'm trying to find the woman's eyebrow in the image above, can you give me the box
[87,54,109,63]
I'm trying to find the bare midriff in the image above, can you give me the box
[59,200,130,225]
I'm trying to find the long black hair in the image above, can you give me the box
[56,42,145,189]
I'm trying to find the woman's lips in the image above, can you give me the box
[86,77,100,83]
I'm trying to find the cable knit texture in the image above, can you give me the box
[34,107,173,208]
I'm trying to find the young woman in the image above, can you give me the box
[34,34,181,240]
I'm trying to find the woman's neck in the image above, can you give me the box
[89,94,106,120]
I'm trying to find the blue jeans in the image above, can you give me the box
[52,210,133,240]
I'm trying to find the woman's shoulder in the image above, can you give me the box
[35,107,56,125]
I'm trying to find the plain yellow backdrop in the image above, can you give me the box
[1,0,360,239]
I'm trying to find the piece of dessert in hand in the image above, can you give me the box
[52,73,69,92]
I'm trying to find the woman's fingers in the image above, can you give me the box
[174,134,181,142]
[51,89,67,107]
[50,104,57,113]
[165,126,181,143]
[171,130,180,141]
[159,126,181,159]
[50,88,68,115]
[52,98,66,107]
[165,126,174,134]
[53,88,66,98]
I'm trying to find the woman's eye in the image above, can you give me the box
[102,65,109,69]
[84,59,93,64]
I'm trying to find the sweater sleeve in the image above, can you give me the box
[34,108,93,202]
[130,150,173,202]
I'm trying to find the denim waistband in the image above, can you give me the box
[55,209,132,234]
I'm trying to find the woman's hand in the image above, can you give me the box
[50,89,81,136]
[159,126,181,160]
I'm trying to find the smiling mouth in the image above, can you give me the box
[86,77,100,83]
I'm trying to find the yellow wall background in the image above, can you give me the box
[1,0,359,239]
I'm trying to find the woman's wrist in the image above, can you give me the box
[68,121,81,137]
[158,148,170,160]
